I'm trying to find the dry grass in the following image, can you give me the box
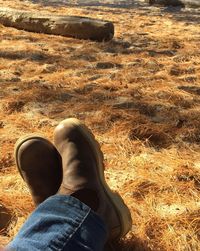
[0,0,200,250]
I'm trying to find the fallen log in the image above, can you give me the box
[0,8,114,42]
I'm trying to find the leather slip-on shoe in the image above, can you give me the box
[54,118,132,240]
[15,135,62,206]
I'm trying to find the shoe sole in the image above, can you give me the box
[56,118,132,239]
[14,134,51,180]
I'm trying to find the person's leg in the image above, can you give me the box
[7,118,132,250]
[7,195,107,251]
[8,134,107,251]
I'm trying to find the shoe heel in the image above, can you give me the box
[109,191,132,237]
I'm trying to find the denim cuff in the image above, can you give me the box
[8,195,107,251]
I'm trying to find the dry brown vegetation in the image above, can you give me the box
[0,0,200,250]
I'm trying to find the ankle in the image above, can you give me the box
[71,189,99,211]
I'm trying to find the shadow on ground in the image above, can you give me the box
[3,76,200,150]
[29,0,200,25]
[161,6,200,24]
[0,50,59,62]
[112,237,152,251]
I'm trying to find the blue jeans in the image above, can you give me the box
[7,195,108,251]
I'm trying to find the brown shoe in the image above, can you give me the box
[15,135,62,206]
[54,118,132,240]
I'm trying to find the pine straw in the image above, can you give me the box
[0,0,200,250]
